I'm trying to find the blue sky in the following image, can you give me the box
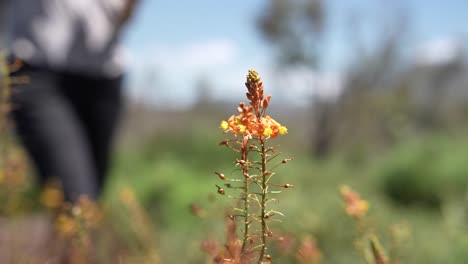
[122,0,468,108]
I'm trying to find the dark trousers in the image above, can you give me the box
[9,63,123,202]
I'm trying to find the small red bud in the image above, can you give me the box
[216,185,225,195]
[215,172,226,180]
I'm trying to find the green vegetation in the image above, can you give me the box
[97,126,468,263]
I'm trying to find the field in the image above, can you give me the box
[106,119,468,263]
[2,101,467,263]
[1,50,468,263]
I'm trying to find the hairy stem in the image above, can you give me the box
[258,137,267,262]
[241,137,251,253]
[0,51,11,167]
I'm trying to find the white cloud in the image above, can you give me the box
[125,40,343,109]
[414,37,464,66]
[180,40,237,68]
[196,65,344,108]
[273,67,343,104]
[133,38,237,72]
[125,38,240,108]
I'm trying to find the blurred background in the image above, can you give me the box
[2,0,468,263]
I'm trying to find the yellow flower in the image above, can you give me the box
[220,120,229,130]
[234,117,241,125]
[238,125,246,133]
[279,126,288,135]
[263,127,273,137]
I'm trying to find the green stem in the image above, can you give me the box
[241,139,250,253]
[0,51,11,167]
[258,137,267,263]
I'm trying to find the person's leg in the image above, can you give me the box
[10,64,99,201]
[61,73,123,195]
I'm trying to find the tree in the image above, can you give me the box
[257,0,332,157]
[257,0,324,67]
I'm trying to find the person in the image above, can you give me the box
[4,0,139,202]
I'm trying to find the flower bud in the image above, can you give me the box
[216,185,225,195]
[215,172,226,180]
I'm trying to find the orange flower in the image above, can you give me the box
[221,111,286,139]
[296,236,322,263]
[340,185,369,218]
[220,70,288,139]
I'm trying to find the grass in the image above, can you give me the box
[0,122,467,263]
[95,125,468,263]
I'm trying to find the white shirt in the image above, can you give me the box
[6,0,127,77]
